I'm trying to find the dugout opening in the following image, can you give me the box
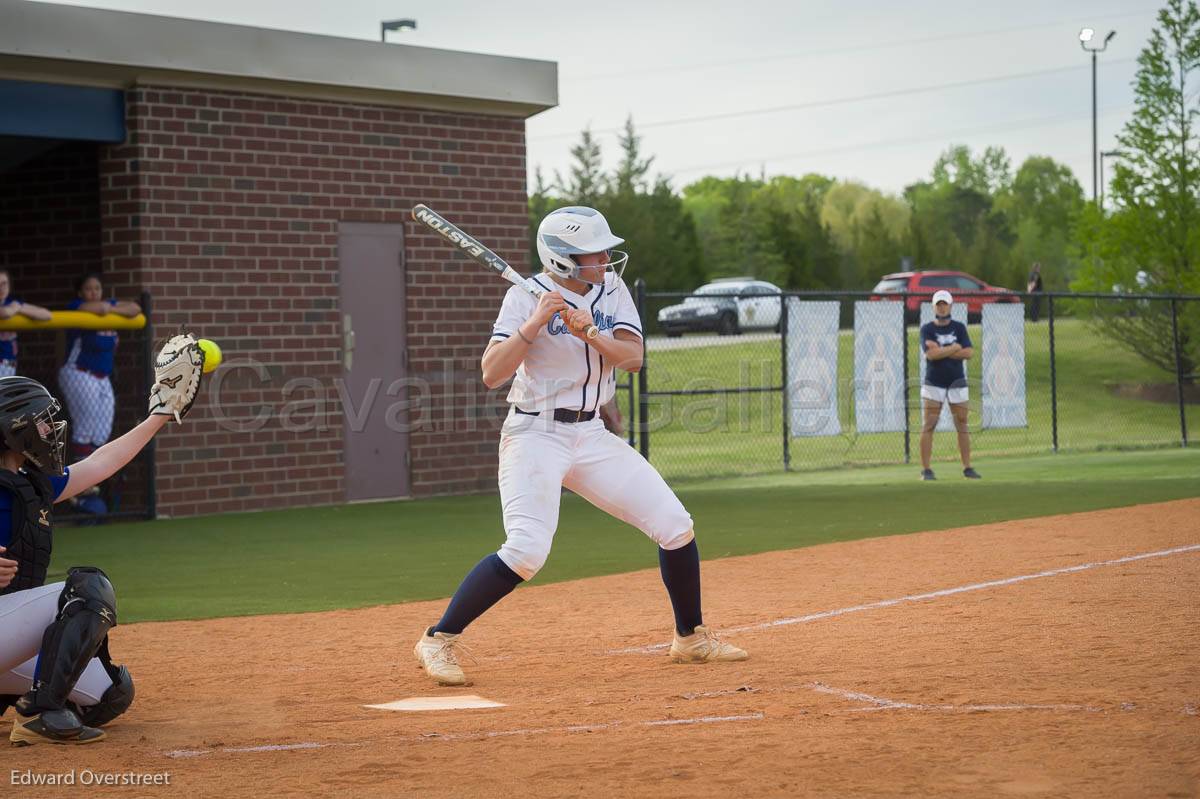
[0,97,152,522]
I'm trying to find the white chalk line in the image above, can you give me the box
[841,704,1098,714]
[163,712,764,759]
[807,682,1103,714]
[806,682,921,709]
[610,543,1200,655]
[643,713,764,727]
[166,742,340,758]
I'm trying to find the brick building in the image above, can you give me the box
[0,1,556,516]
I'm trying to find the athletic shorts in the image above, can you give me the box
[921,384,968,405]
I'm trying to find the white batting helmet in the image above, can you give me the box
[536,206,628,282]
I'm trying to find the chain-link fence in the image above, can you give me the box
[1,292,156,523]
[618,282,1197,483]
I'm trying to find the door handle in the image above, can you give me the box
[343,313,356,371]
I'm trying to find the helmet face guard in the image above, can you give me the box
[569,249,630,287]
[0,378,68,476]
[12,400,68,476]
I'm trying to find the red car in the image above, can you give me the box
[870,270,1020,322]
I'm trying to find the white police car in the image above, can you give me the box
[657,278,782,337]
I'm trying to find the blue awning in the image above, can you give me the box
[0,80,125,142]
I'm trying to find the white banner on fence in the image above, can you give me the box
[853,301,906,433]
[981,303,1027,429]
[786,299,841,438]
[918,302,968,432]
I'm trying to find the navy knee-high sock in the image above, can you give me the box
[658,540,703,636]
[432,554,524,635]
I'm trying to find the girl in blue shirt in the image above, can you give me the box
[919,290,981,480]
[57,273,141,462]
[0,270,52,377]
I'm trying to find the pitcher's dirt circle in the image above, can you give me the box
[7,500,1199,798]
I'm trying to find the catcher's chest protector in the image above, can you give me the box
[0,469,54,595]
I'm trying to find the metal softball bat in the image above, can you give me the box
[411,204,598,339]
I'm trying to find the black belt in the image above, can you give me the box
[514,407,596,423]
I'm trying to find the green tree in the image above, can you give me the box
[906,144,1016,286]
[555,127,604,205]
[757,176,840,289]
[539,119,704,292]
[820,181,910,288]
[931,144,1013,195]
[680,173,841,289]
[1072,0,1200,382]
[603,179,706,291]
[996,156,1086,289]
[681,175,776,281]
[612,115,654,195]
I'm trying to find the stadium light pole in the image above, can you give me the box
[381,19,417,41]
[1079,27,1116,203]
[1099,149,1125,210]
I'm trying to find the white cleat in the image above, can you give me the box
[669,625,749,663]
[413,628,473,686]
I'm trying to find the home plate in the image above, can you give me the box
[365,695,507,712]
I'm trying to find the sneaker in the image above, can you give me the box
[963,467,982,479]
[10,709,105,746]
[413,628,473,686]
[921,469,936,481]
[669,625,749,663]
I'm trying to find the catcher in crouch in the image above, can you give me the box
[0,333,206,745]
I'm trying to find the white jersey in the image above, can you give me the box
[490,272,643,413]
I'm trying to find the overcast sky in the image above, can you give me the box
[41,0,1163,197]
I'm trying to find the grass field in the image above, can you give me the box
[621,317,1190,481]
[52,447,1200,623]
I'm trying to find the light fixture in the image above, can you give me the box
[381,19,417,41]
[1078,27,1117,202]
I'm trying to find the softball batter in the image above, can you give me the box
[414,207,747,686]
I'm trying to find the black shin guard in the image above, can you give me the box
[24,567,118,716]
[77,638,135,727]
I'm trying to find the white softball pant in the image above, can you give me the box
[57,366,115,446]
[0,362,15,378]
[0,583,115,706]
[496,409,694,580]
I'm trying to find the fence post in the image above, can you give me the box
[780,295,790,471]
[1170,298,1189,448]
[902,299,910,464]
[1048,294,1059,453]
[635,278,649,461]
[142,291,156,520]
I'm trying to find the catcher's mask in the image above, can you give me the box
[0,376,68,475]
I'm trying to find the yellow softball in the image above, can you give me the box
[197,338,222,373]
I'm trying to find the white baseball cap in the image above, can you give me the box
[932,289,953,306]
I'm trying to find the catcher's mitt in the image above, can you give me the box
[149,333,205,422]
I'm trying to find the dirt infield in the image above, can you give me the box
[8,499,1200,798]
